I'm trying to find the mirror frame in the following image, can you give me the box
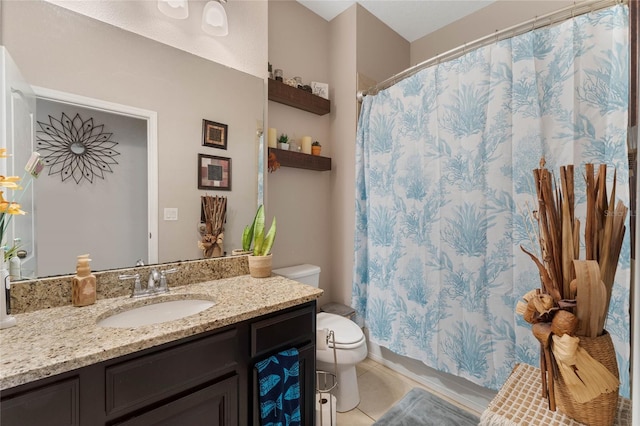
[32,85,159,265]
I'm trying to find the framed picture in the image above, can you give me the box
[202,119,228,149]
[311,81,329,99]
[198,154,231,190]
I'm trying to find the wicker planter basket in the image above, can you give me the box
[247,254,272,278]
[555,330,619,426]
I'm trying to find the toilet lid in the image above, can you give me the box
[317,312,364,346]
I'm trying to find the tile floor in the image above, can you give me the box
[333,358,483,425]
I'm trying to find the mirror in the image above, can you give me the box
[1,1,264,277]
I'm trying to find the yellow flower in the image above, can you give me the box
[0,148,7,158]
[0,176,22,190]
[0,191,25,215]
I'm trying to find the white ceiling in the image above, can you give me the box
[296,0,497,42]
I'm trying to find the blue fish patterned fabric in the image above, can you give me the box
[256,348,301,426]
[352,5,631,397]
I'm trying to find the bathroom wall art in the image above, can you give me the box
[202,119,228,150]
[311,81,329,99]
[198,154,231,190]
[36,113,120,184]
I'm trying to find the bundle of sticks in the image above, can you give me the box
[518,159,627,410]
[522,160,628,327]
[199,195,227,258]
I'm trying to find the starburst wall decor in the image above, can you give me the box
[36,113,120,184]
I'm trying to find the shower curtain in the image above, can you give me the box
[353,5,631,396]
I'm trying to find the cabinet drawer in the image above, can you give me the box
[115,375,238,426]
[1,377,80,426]
[251,304,315,358]
[106,328,238,416]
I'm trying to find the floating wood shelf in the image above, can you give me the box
[268,79,330,115]
[269,148,331,171]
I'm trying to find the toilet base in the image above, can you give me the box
[317,360,360,412]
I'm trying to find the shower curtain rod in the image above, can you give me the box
[357,0,627,101]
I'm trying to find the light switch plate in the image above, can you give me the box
[164,207,178,221]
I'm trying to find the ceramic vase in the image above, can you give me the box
[0,248,16,329]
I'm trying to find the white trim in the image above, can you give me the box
[32,86,159,264]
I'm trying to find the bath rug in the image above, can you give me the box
[373,387,479,426]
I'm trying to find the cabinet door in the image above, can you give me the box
[297,343,316,426]
[252,342,315,426]
[0,377,80,426]
[115,375,238,426]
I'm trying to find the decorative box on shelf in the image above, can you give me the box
[268,79,330,116]
[268,148,331,172]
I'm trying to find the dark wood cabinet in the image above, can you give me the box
[0,301,316,426]
[0,376,80,426]
[104,328,239,418]
[249,303,316,426]
[115,376,238,426]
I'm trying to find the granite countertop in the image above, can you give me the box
[0,274,323,390]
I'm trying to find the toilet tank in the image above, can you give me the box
[272,264,321,287]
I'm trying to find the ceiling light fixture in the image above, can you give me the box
[157,0,189,20]
[202,0,228,37]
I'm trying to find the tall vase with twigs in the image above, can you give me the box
[198,195,227,258]
[516,159,627,425]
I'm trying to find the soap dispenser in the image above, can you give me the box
[72,254,96,307]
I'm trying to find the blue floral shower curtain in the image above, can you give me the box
[353,5,631,395]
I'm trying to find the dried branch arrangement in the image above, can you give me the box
[198,195,227,258]
[516,159,627,413]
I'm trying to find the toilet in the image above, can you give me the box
[272,264,368,413]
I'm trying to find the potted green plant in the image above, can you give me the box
[242,205,276,278]
[278,134,290,151]
[311,141,321,156]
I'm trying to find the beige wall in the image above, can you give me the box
[329,6,410,306]
[267,0,333,305]
[328,6,359,306]
[411,0,573,65]
[45,0,268,79]
[356,5,410,84]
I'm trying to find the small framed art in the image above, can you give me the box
[202,119,228,149]
[198,154,231,190]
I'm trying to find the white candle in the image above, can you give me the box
[268,128,277,148]
[301,136,312,154]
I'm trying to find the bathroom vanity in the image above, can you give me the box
[0,273,322,426]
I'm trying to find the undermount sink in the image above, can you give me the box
[97,299,215,328]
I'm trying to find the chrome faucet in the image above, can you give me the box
[119,267,179,298]
[147,268,160,292]
[119,273,144,298]
[158,268,178,292]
